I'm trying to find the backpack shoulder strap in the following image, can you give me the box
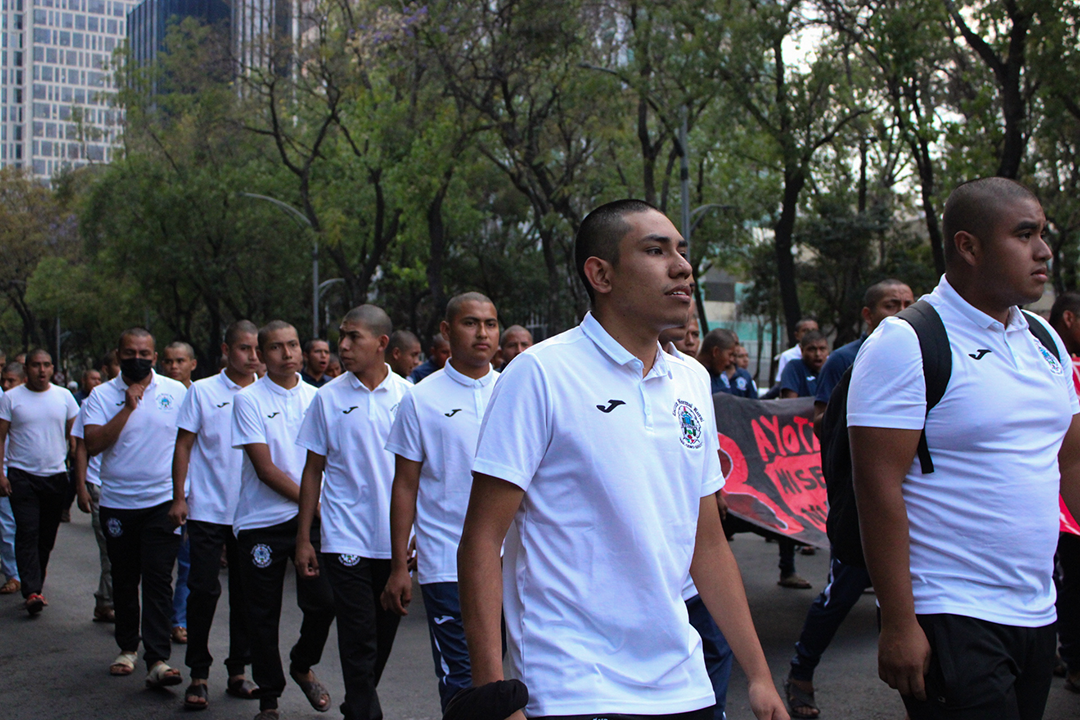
[896,300,951,474]
[1022,310,1061,362]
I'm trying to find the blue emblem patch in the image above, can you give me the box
[157,395,174,411]
[1038,343,1064,376]
[252,543,272,568]
[339,554,360,567]
[673,399,704,449]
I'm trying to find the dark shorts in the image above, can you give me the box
[531,708,714,720]
[902,614,1055,720]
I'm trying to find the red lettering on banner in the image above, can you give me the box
[718,433,806,534]
[751,418,778,462]
[759,415,785,458]
[781,425,800,454]
[765,452,828,533]
[792,416,818,453]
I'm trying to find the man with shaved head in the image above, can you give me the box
[162,342,198,389]
[497,325,532,371]
[295,305,413,720]
[409,333,451,384]
[850,178,1080,719]
[386,330,422,381]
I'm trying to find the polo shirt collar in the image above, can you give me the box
[444,360,495,388]
[936,275,1028,332]
[580,312,672,379]
[346,365,395,393]
[265,373,304,396]
[218,369,250,391]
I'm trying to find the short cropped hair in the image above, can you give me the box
[26,348,52,364]
[2,361,26,378]
[575,199,658,304]
[118,327,154,351]
[863,279,908,310]
[430,333,449,350]
[341,304,393,338]
[387,330,420,353]
[446,292,495,323]
[500,325,532,345]
[700,328,738,355]
[942,178,1039,264]
[100,350,118,369]
[303,338,330,354]
[164,341,196,360]
[224,320,258,347]
[799,330,827,349]
[795,318,818,332]
[1050,291,1080,328]
[258,321,297,351]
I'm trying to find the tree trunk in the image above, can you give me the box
[911,136,946,275]
[774,169,805,346]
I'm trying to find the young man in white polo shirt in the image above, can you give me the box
[232,320,334,720]
[0,349,79,615]
[381,292,500,710]
[849,177,1080,720]
[293,305,413,720]
[168,320,261,711]
[457,199,786,720]
[83,328,188,686]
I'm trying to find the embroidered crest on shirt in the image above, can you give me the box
[157,395,174,411]
[252,543,272,568]
[106,518,122,538]
[673,399,704,449]
[339,554,360,567]
[1037,344,1064,376]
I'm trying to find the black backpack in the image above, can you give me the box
[819,299,1062,569]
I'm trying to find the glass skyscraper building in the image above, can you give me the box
[1,0,134,178]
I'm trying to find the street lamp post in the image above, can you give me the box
[238,193,320,338]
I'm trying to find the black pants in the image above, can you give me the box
[185,519,251,679]
[323,555,400,720]
[532,708,715,720]
[1057,533,1080,672]
[100,501,182,669]
[236,517,335,711]
[7,468,67,598]
[903,614,1055,720]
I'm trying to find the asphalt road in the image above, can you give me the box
[1,512,1078,720]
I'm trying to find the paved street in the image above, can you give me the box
[2,511,1078,719]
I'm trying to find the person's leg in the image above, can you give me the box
[1058,533,1080,679]
[790,554,873,682]
[324,555,383,720]
[369,559,400,685]
[7,469,43,599]
[1013,622,1056,720]
[33,472,68,595]
[0,495,20,586]
[102,506,143,656]
[139,502,181,670]
[185,520,223,681]
[237,523,290,712]
[172,531,191,638]
[685,594,733,720]
[87,484,113,613]
[420,582,472,711]
[223,530,253,678]
[287,522,336,707]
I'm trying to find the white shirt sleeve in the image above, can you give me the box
[80,386,110,428]
[231,391,267,447]
[384,391,424,462]
[64,390,80,421]
[847,317,927,430]
[0,392,12,422]
[295,393,329,456]
[71,408,86,439]
[1031,313,1080,415]
[473,353,552,491]
[176,384,203,434]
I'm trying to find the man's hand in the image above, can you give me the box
[168,498,188,528]
[381,566,413,616]
[878,619,931,700]
[76,486,92,514]
[124,382,146,411]
[295,539,320,579]
[748,677,790,720]
[0,474,10,498]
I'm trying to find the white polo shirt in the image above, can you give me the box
[177,370,253,526]
[473,312,724,717]
[0,384,79,476]
[71,409,102,487]
[385,362,498,584]
[82,371,188,510]
[295,367,411,557]
[848,276,1079,627]
[231,374,317,533]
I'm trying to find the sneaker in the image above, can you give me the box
[0,578,20,594]
[25,593,45,615]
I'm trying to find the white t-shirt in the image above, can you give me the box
[473,312,724,717]
[71,409,102,487]
[295,368,412,557]
[0,384,79,476]
[177,370,254,525]
[82,372,188,510]
[775,344,802,378]
[231,374,317,533]
[385,362,498,584]
[848,276,1079,627]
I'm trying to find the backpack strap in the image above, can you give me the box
[896,300,951,474]
[1022,310,1061,362]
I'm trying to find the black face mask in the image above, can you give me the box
[120,357,154,383]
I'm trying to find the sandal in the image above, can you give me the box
[784,675,820,718]
[172,626,188,644]
[94,606,116,623]
[110,651,138,676]
[226,677,259,699]
[779,573,812,589]
[1066,671,1080,693]
[184,682,209,711]
[291,668,331,712]
[146,662,183,688]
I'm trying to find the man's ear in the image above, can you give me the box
[583,256,615,298]
[953,230,981,268]
[861,306,873,327]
